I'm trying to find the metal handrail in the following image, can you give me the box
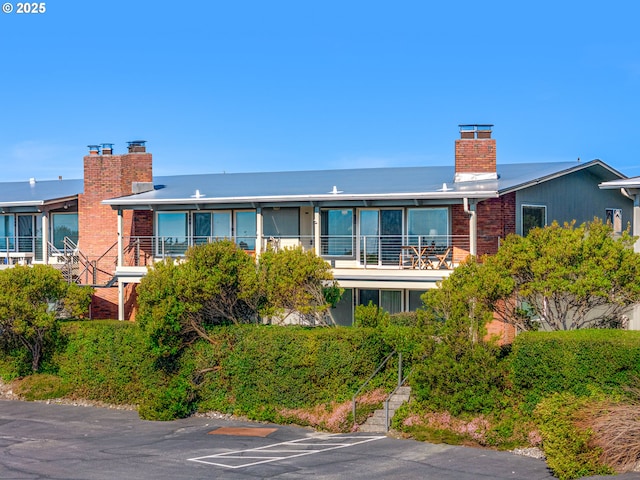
[352,350,402,428]
[383,366,413,432]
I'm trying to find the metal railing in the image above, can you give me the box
[352,350,403,429]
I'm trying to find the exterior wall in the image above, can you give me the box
[514,169,633,234]
[451,193,516,257]
[79,149,153,320]
[477,193,516,255]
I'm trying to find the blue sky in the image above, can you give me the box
[1,1,639,182]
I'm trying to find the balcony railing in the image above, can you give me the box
[117,234,500,270]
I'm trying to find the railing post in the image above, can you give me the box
[385,399,389,432]
[363,236,367,268]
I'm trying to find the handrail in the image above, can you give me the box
[383,366,413,432]
[352,350,402,428]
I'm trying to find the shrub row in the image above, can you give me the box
[6,321,397,422]
[510,329,640,406]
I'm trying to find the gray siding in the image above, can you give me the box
[515,169,632,234]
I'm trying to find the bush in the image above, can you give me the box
[510,330,640,407]
[535,392,613,480]
[56,320,157,405]
[354,301,389,328]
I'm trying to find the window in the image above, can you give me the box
[263,208,299,238]
[606,208,623,235]
[408,290,427,311]
[0,214,14,251]
[51,213,78,250]
[192,211,232,245]
[522,205,546,236]
[359,209,402,265]
[358,289,402,314]
[18,215,41,259]
[330,288,354,326]
[157,212,188,255]
[321,209,354,257]
[407,208,449,245]
[235,211,256,250]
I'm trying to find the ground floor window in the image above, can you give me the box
[408,290,427,311]
[330,288,353,326]
[358,289,402,314]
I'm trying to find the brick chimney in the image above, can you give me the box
[78,142,154,319]
[454,124,497,182]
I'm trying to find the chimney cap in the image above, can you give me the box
[127,140,146,147]
[458,124,493,139]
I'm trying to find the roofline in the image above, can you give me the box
[103,191,500,209]
[498,159,625,195]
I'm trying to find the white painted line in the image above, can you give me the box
[188,434,386,469]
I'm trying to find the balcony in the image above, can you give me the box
[116,234,496,272]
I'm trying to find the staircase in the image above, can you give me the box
[359,386,411,433]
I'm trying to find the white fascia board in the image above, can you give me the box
[102,191,500,208]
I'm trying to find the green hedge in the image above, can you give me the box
[510,329,640,406]
[25,321,395,422]
[193,325,393,420]
[55,320,159,405]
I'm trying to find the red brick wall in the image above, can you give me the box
[79,150,153,320]
[477,193,516,256]
[455,138,496,174]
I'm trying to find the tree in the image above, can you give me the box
[257,246,341,325]
[0,265,93,372]
[426,218,640,332]
[137,240,260,358]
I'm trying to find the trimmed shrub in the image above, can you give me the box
[55,320,157,405]
[510,330,640,407]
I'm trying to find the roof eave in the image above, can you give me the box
[103,191,500,209]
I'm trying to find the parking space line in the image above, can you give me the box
[188,434,386,469]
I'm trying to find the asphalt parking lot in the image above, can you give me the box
[0,399,638,480]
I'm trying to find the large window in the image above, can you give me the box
[193,211,231,245]
[235,211,256,250]
[407,208,449,245]
[522,205,546,236]
[263,208,299,238]
[157,212,188,255]
[330,288,354,326]
[358,289,402,314]
[0,215,14,251]
[359,209,402,265]
[321,209,354,257]
[51,213,78,250]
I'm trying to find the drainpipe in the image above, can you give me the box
[117,210,124,321]
[41,212,49,264]
[314,206,321,256]
[464,198,477,256]
[255,208,262,257]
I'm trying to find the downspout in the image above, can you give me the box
[314,206,321,257]
[255,207,262,257]
[463,198,477,256]
[41,212,48,264]
[117,210,124,321]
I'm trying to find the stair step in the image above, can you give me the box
[358,423,386,433]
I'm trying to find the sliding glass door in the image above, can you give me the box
[359,209,402,266]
